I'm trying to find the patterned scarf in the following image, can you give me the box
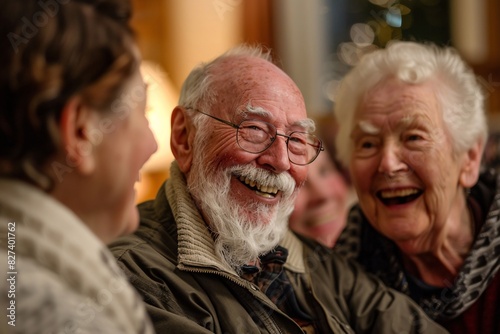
[336,169,500,320]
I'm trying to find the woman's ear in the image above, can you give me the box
[459,139,485,188]
[170,106,194,173]
[59,96,99,175]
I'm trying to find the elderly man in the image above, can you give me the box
[109,45,447,333]
[334,41,499,334]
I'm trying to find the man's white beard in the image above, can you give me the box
[187,149,297,273]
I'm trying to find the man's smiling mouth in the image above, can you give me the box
[238,175,278,198]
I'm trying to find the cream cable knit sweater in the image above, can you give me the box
[0,179,154,333]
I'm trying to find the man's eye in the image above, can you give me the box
[245,125,265,132]
[289,136,306,144]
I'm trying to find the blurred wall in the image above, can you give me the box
[131,0,245,91]
[131,0,246,202]
[130,0,500,202]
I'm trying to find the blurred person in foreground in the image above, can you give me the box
[289,144,353,248]
[109,44,447,333]
[334,41,500,334]
[0,1,157,333]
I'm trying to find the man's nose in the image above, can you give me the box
[256,135,291,172]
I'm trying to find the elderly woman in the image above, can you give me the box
[0,1,156,333]
[334,41,499,334]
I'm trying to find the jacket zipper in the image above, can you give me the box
[180,265,309,334]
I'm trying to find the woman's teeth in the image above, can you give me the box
[380,188,419,198]
[378,188,422,205]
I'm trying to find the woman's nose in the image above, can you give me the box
[377,141,408,176]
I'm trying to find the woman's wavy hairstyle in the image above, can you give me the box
[0,0,137,189]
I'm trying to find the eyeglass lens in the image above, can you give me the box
[237,120,321,165]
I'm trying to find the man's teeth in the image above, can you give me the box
[380,188,419,199]
[239,176,278,195]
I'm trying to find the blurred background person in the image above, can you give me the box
[289,143,353,248]
[0,1,156,333]
[482,132,500,171]
[334,41,499,334]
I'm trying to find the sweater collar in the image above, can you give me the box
[166,162,237,275]
[281,230,306,273]
[0,178,104,255]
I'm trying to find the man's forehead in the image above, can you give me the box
[238,104,315,132]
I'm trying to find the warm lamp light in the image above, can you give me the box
[135,61,178,203]
[140,60,178,172]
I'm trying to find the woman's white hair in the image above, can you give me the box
[334,41,487,166]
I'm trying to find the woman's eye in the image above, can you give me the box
[358,138,378,150]
[407,134,421,141]
[361,141,374,148]
[353,136,379,158]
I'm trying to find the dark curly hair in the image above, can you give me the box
[0,0,137,190]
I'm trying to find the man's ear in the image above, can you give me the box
[459,139,484,188]
[59,96,98,175]
[170,106,194,173]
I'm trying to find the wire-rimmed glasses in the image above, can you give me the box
[187,108,324,165]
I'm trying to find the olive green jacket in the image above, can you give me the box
[109,162,447,334]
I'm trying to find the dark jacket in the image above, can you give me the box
[109,163,447,333]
